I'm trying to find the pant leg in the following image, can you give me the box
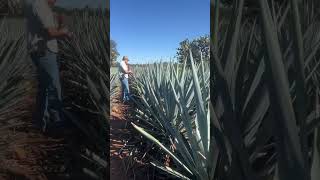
[120,78,125,101]
[120,78,128,101]
[31,50,63,131]
[32,53,49,130]
[46,51,64,124]
[122,78,130,101]
[125,78,130,94]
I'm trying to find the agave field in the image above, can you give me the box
[58,8,109,179]
[111,0,320,180]
[0,17,40,179]
[209,0,320,180]
[0,8,109,179]
[131,55,210,179]
[2,0,320,180]
[109,52,211,179]
[0,0,23,15]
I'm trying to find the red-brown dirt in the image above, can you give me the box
[110,88,156,180]
[110,94,133,180]
[0,77,93,180]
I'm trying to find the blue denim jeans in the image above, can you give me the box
[121,77,130,102]
[31,50,64,131]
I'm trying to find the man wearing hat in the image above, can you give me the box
[119,56,132,102]
[24,0,73,133]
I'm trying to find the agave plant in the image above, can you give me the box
[8,0,23,15]
[209,0,320,180]
[58,8,108,179]
[129,53,210,179]
[110,73,117,99]
[0,0,23,15]
[0,17,35,176]
[0,18,31,127]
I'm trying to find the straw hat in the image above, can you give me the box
[122,56,129,61]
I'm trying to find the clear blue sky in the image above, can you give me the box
[111,0,210,64]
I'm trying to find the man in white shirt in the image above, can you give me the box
[118,56,132,102]
[25,0,72,133]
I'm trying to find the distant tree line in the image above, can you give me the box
[111,39,119,66]
[111,34,210,66]
[0,0,23,16]
[175,35,210,64]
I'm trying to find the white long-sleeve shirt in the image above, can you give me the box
[25,0,58,53]
[119,61,129,78]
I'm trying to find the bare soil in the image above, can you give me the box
[110,89,156,180]
[0,78,94,180]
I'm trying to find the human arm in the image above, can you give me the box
[125,69,132,74]
[33,0,72,38]
[120,62,132,74]
[127,65,133,74]
[47,27,72,38]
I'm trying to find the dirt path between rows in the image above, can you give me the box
[0,79,70,180]
[110,86,156,180]
[110,90,133,180]
[0,75,98,180]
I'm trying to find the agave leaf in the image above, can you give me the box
[311,129,320,180]
[212,0,220,49]
[189,49,209,155]
[150,161,192,180]
[258,0,306,179]
[131,122,193,175]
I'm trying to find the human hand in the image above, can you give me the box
[67,31,74,38]
[61,28,73,38]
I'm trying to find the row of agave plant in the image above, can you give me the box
[110,74,117,99]
[0,9,109,179]
[58,8,109,179]
[0,18,31,124]
[0,0,23,15]
[129,54,210,179]
[127,0,320,179]
[0,17,37,177]
[209,0,320,180]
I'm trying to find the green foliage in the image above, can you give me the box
[59,9,108,179]
[176,35,210,64]
[0,0,24,16]
[0,18,31,123]
[210,0,320,180]
[130,52,210,179]
[111,39,119,64]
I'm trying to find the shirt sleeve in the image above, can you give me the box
[120,61,127,72]
[33,0,55,28]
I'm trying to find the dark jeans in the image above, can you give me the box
[31,50,64,132]
[120,77,130,102]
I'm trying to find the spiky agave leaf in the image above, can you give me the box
[0,17,31,126]
[0,17,34,176]
[210,0,320,180]
[58,9,108,179]
[110,73,117,99]
[130,52,210,179]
